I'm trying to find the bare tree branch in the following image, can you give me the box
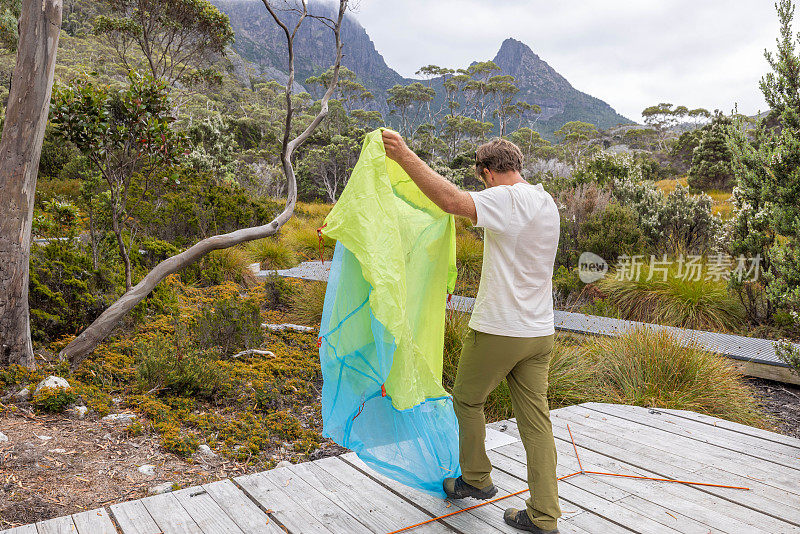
[60,0,349,366]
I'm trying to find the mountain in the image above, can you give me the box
[212,1,635,141]
[490,38,633,138]
[213,1,405,95]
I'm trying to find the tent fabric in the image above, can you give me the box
[318,128,461,497]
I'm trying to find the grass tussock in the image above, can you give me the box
[578,328,766,427]
[282,217,336,262]
[456,231,483,281]
[246,238,297,270]
[595,270,745,332]
[287,280,327,325]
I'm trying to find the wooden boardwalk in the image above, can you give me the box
[3,402,799,533]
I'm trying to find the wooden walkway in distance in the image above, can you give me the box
[3,402,799,533]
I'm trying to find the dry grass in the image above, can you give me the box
[654,176,688,194]
[287,280,327,325]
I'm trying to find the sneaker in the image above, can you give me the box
[442,475,498,500]
[503,508,560,533]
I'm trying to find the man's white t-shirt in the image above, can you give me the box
[467,182,560,337]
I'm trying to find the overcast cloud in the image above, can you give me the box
[349,1,777,123]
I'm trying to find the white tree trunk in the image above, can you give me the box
[0,0,63,367]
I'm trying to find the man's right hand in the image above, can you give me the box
[381,129,412,163]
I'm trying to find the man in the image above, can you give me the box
[382,129,562,534]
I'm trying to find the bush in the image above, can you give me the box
[32,386,77,413]
[261,272,296,310]
[775,339,800,377]
[134,336,230,399]
[577,203,648,265]
[28,240,119,343]
[190,295,265,357]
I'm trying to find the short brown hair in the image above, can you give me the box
[476,138,524,173]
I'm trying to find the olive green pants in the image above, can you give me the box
[452,327,560,531]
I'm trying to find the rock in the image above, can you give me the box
[11,387,29,402]
[197,444,216,458]
[36,435,52,441]
[102,413,136,424]
[0,431,7,443]
[68,406,88,420]
[137,464,156,476]
[276,460,292,469]
[148,481,174,495]
[34,376,70,395]
[48,448,66,453]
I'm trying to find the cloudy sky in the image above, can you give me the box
[350,1,778,123]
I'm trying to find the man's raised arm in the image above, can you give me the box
[382,129,477,224]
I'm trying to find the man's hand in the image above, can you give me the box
[381,129,412,163]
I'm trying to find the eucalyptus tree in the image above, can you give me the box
[0,0,63,367]
[93,0,234,87]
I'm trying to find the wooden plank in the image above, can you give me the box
[498,417,777,534]
[491,437,631,503]
[33,516,75,534]
[236,468,356,534]
[203,479,283,534]
[173,486,246,534]
[301,455,455,533]
[541,409,800,532]
[109,500,161,534]
[484,426,520,451]
[654,404,800,448]
[340,452,508,533]
[140,492,204,534]
[584,402,800,469]
[0,525,38,534]
[342,451,595,534]
[563,404,800,497]
[488,450,682,534]
[71,508,115,534]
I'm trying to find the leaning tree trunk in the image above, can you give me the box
[0,0,63,367]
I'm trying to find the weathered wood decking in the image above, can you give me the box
[3,402,798,533]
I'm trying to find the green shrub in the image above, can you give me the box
[134,336,230,399]
[32,386,77,413]
[28,240,119,343]
[261,272,296,310]
[775,339,800,377]
[190,295,265,357]
[578,203,649,264]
